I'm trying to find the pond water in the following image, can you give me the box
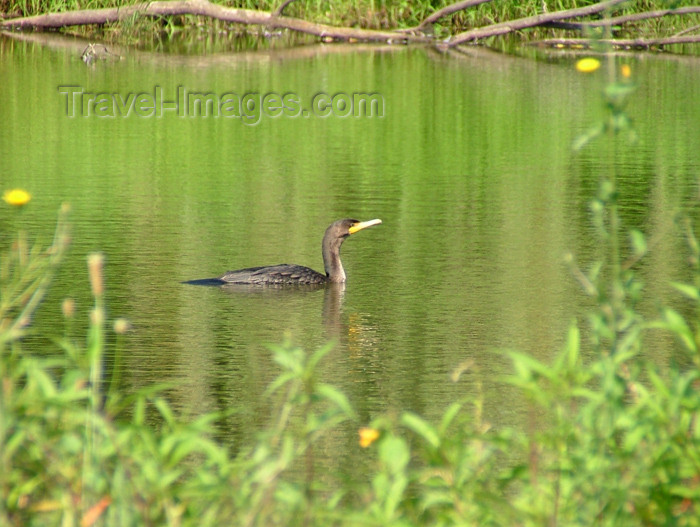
[2,33,700,451]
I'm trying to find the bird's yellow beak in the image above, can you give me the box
[349,218,382,235]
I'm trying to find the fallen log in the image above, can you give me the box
[2,0,700,49]
[0,0,431,43]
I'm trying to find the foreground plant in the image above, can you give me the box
[0,205,359,526]
[0,205,231,526]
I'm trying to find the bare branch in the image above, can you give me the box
[674,23,700,37]
[417,0,492,30]
[448,0,630,46]
[576,5,700,27]
[272,0,298,18]
[544,5,700,31]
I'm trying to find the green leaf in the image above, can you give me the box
[385,475,408,520]
[438,401,464,435]
[646,367,670,400]
[573,122,606,151]
[670,281,700,301]
[629,229,646,257]
[507,350,554,381]
[265,372,296,396]
[372,472,390,500]
[133,395,146,425]
[154,397,175,427]
[379,435,410,475]
[622,424,648,452]
[670,485,700,499]
[3,428,27,461]
[421,491,454,510]
[401,412,440,449]
[275,481,305,507]
[28,360,57,397]
[316,383,355,419]
[655,308,696,353]
[555,322,580,371]
[269,344,303,374]
[605,81,637,100]
[158,468,184,490]
[307,341,334,372]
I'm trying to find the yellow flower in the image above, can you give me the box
[3,189,31,207]
[575,58,601,73]
[359,427,380,448]
[62,298,75,319]
[113,318,132,334]
[621,64,631,78]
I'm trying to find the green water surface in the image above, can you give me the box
[2,34,700,447]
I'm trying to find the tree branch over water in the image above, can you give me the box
[398,0,493,33]
[545,5,700,29]
[447,0,629,45]
[2,0,700,48]
[0,0,431,42]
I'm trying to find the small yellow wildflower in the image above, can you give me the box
[87,252,105,297]
[113,318,132,334]
[359,427,380,448]
[575,58,601,73]
[62,298,75,319]
[621,64,631,78]
[2,189,31,207]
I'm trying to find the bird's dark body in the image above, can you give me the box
[187,218,382,287]
[218,264,328,285]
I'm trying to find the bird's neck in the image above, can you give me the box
[323,237,346,283]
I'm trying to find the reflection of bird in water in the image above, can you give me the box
[217,218,382,285]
